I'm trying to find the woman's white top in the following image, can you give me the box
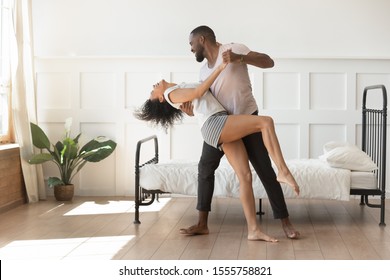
[164,82,226,128]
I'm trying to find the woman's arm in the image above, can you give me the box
[168,62,227,103]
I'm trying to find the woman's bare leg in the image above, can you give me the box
[222,140,278,242]
[219,115,299,195]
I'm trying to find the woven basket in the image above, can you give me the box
[54,184,74,201]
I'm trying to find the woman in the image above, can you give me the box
[136,62,299,242]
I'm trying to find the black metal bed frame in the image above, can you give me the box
[133,85,387,226]
[133,135,165,224]
[350,85,387,226]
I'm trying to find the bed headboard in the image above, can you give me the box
[354,84,387,225]
[361,85,387,193]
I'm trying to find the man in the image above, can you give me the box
[180,25,300,239]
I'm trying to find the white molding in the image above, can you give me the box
[34,57,390,196]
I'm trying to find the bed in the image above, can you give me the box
[134,85,387,226]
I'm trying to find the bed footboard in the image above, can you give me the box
[134,135,168,224]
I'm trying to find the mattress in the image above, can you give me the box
[350,171,377,189]
[139,158,356,201]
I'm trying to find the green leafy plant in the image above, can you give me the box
[28,118,117,187]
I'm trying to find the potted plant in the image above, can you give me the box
[28,118,117,201]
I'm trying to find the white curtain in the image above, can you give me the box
[6,0,45,202]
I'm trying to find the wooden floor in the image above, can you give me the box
[0,195,389,260]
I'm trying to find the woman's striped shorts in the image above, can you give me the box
[201,111,228,150]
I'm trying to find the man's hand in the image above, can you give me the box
[222,49,274,68]
[222,49,241,64]
[180,102,194,116]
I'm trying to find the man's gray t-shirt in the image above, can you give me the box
[199,43,258,115]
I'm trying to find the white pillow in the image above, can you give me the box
[320,145,378,171]
[323,141,355,154]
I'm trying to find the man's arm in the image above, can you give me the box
[222,49,274,68]
[180,102,194,116]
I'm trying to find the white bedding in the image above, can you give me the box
[351,171,377,189]
[139,158,377,201]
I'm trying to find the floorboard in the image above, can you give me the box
[0,195,389,260]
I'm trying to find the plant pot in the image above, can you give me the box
[54,184,74,201]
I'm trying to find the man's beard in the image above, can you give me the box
[195,51,205,63]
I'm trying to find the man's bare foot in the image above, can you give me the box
[248,229,278,242]
[277,172,300,195]
[179,224,209,235]
[281,218,300,239]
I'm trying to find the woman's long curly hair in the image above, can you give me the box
[134,99,184,131]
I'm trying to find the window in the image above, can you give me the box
[0,84,8,138]
[0,0,13,144]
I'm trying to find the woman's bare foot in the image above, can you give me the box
[281,218,300,239]
[248,229,278,242]
[179,224,209,235]
[277,171,300,195]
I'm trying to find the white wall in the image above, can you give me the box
[31,0,390,196]
[32,0,390,58]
